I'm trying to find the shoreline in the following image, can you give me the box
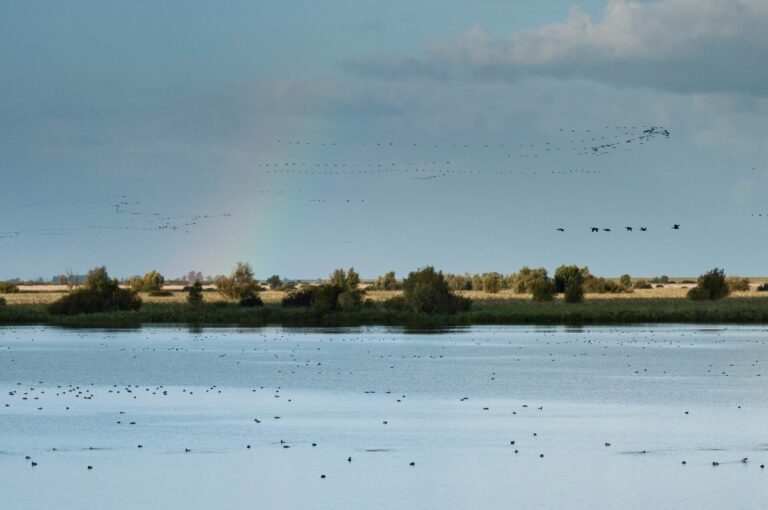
[3,296,768,328]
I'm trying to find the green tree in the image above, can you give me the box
[330,268,347,288]
[374,271,399,291]
[688,268,730,301]
[555,265,585,303]
[346,267,360,289]
[620,274,632,289]
[266,275,282,290]
[529,270,556,302]
[482,272,502,294]
[401,266,471,314]
[142,271,165,292]
[187,280,204,306]
[217,262,259,301]
[49,266,141,315]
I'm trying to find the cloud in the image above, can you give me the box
[346,0,768,96]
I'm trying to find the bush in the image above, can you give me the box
[555,265,585,303]
[374,271,400,291]
[445,274,472,291]
[0,296,6,307]
[688,268,730,301]
[402,267,471,314]
[148,290,173,297]
[217,262,259,301]
[619,274,632,289]
[633,280,653,289]
[49,267,142,315]
[482,273,502,294]
[0,282,20,294]
[383,295,407,311]
[282,287,317,308]
[239,294,264,308]
[756,283,768,292]
[187,281,204,306]
[512,267,549,294]
[266,275,282,290]
[726,277,750,292]
[529,272,556,302]
[338,290,365,310]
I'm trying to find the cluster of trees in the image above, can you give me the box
[282,267,365,312]
[49,267,142,315]
[0,282,20,294]
[442,267,634,296]
[373,271,400,291]
[126,271,166,294]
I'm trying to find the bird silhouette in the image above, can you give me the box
[557,228,565,232]
[640,227,647,231]
[672,224,680,230]
[591,227,599,232]
[625,227,633,232]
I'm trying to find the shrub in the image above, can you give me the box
[187,281,204,306]
[445,274,472,291]
[512,267,549,294]
[124,271,166,292]
[266,275,282,290]
[383,295,407,311]
[555,265,585,303]
[0,282,20,294]
[49,267,141,315]
[529,272,556,302]
[312,284,344,313]
[619,274,632,289]
[148,290,173,297]
[0,296,6,307]
[338,290,365,310]
[633,280,653,289]
[374,271,400,291]
[402,266,471,314]
[482,273,502,294]
[726,277,750,292]
[217,262,259,301]
[688,268,730,301]
[756,283,768,292]
[239,294,264,307]
[282,287,317,308]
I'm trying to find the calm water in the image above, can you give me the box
[1,325,767,509]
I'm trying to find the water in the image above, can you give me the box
[1,325,767,509]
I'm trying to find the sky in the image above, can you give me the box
[1,0,767,280]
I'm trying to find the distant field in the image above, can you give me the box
[2,287,761,306]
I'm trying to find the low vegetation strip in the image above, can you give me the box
[3,297,768,328]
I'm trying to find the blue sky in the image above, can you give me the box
[1,0,767,280]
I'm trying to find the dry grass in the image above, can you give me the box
[5,286,760,306]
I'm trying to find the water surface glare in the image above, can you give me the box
[1,325,767,509]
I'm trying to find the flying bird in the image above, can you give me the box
[625,227,633,232]
[672,224,680,230]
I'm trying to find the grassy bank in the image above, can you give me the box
[2,294,768,328]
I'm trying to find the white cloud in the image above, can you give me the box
[347,0,768,95]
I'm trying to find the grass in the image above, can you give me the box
[2,289,768,328]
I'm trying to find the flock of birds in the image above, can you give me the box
[0,125,675,248]
[0,197,233,242]
[1,326,766,483]
[557,224,681,232]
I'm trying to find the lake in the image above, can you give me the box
[1,325,767,509]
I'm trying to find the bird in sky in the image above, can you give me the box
[672,224,681,230]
